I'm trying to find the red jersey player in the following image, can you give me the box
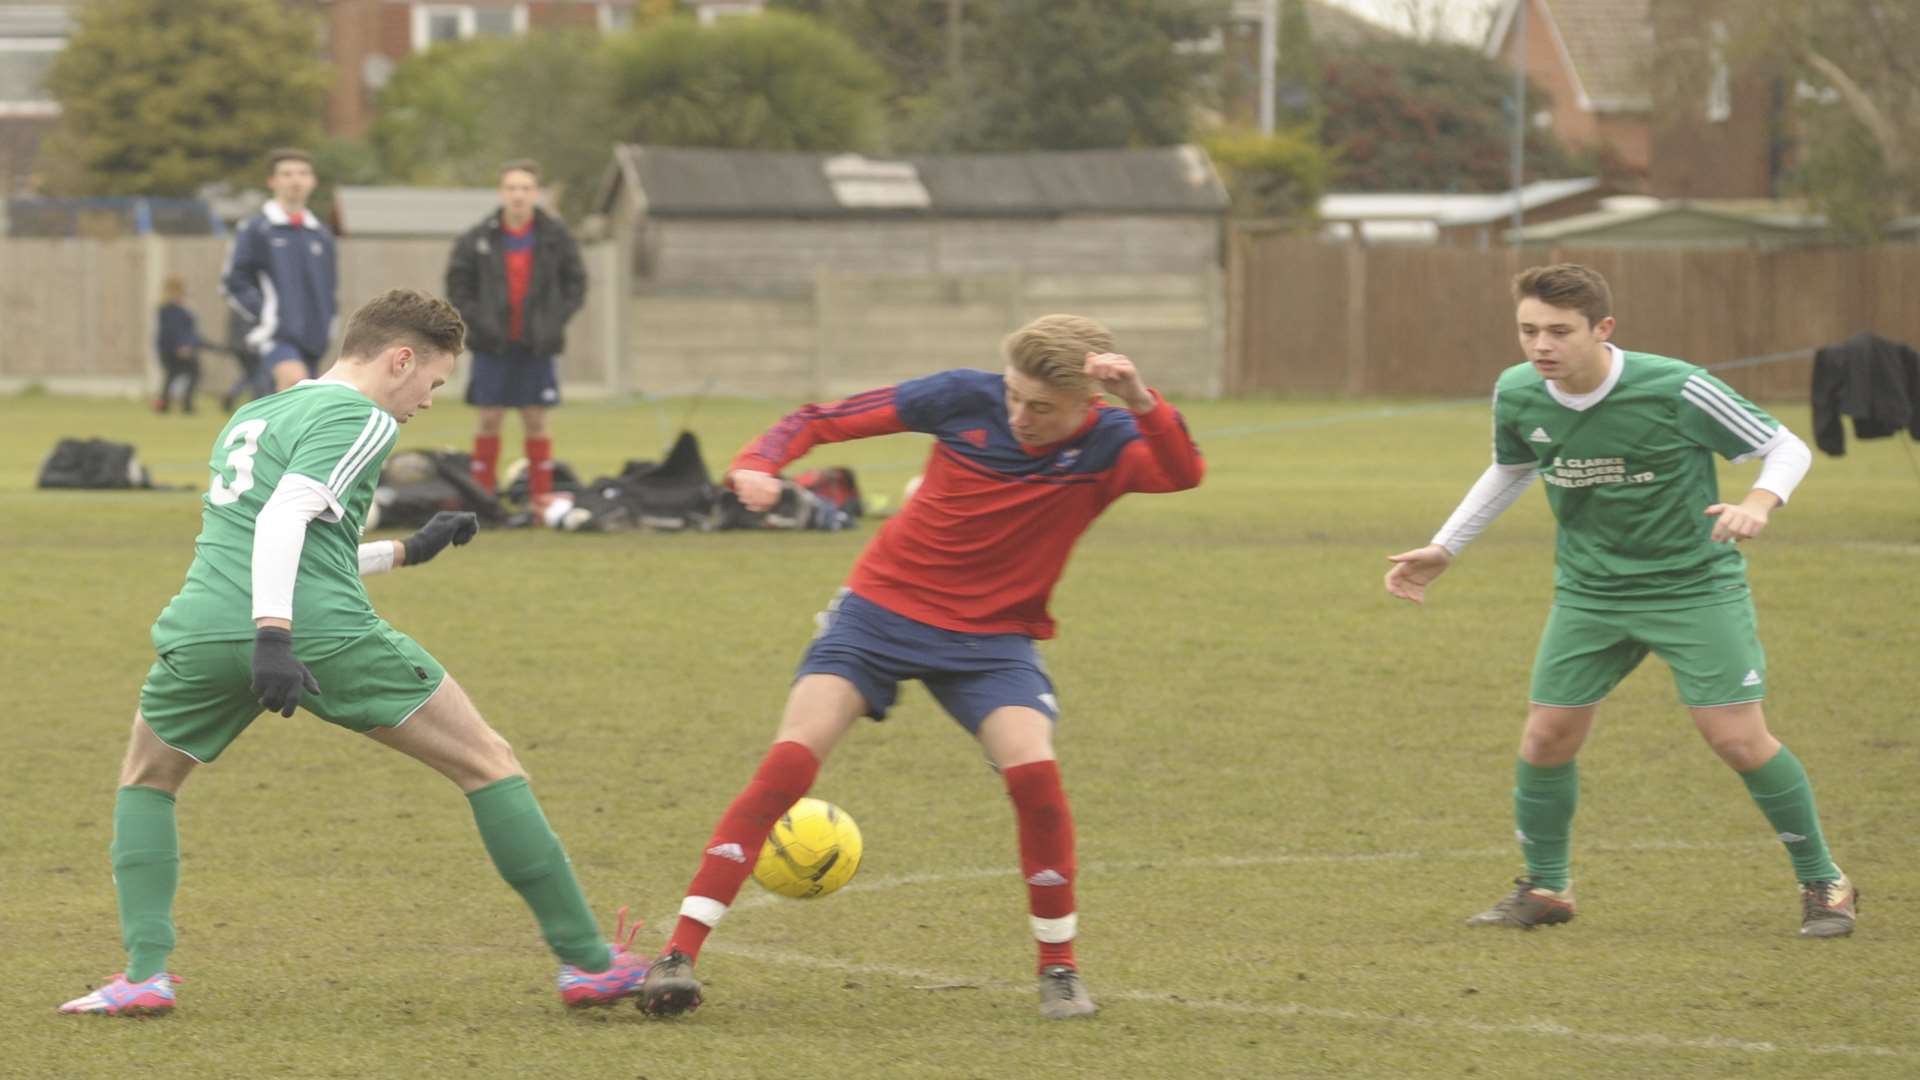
[640,314,1204,1020]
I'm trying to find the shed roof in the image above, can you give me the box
[1318,177,1602,228]
[604,145,1228,218]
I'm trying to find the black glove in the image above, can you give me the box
[251,626,319,717]
[403,511,479,567]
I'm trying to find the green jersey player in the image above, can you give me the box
[1384,263,1855,939]
[60,290,650,1018]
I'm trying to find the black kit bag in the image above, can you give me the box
[371,449,505,530]
[37,438,151,489]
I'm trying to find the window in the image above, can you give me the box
[599,3,634,31]
[411,5,528,51]
[0,37,60,115]
[691,1,765,26]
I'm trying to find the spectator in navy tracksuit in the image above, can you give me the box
[153,275,203,414]
[221,147,337,398]
[445,159,587,502]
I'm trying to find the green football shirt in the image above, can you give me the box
[151,381,397,651]
[1492,346,1785,610]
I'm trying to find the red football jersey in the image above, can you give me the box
[731,369,1203,638]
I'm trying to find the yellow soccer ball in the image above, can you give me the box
[753,798,863,899]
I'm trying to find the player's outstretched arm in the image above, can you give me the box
[356,512,478,574]
[1384,545,1453,604]
[1386,462,1536,603]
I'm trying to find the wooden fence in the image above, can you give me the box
[1229,232,1920,400]
[0,236,1225,400]
[0,236,622,392]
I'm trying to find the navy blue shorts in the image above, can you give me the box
[466,347,560,408]
[261,340,320,377]
[796,589,1059,734]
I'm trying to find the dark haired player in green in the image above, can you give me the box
[59,290,649,1017]
[1385,263,1855,939]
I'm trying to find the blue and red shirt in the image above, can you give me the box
[731,368,1204,639]
[501,218,535,342]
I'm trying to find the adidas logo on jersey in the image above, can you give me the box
[1026,869,1069,887]
[1741,669,1762,687]
[1528,427,1552,443]
[705,842,747,864]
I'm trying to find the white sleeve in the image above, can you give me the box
[358,541,397,576]
[1751,427,1812,505]
[1431,463,1536,556]
[251,475,333,622]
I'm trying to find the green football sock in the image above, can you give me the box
[1513,758,1577,891]
[1738,745,1841,883]
[466,776,610,971]
[112,785,180,983]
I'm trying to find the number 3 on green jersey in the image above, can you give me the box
[209,419,269,506]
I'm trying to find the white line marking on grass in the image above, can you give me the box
[701,941,1909,1061]
[679,836,1913,1062]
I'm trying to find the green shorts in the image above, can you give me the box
[138,621,446,763]
[1529,597,1767,709]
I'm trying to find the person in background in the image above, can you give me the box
[153,275,202,415]
[445,159,588,505]
[221,147,338,397]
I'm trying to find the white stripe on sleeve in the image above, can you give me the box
[1681,376,1774,449]
[327,411,395,500]
[326,411,384,490]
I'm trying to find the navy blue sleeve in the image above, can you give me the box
[221,221,265,321]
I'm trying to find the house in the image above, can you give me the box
[322,1,639,137]
[0,0,72,194]
[1485,0,1785,198]
[1318,176,1605,247]
[597,144,1231,290]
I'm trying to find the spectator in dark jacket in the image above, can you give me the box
[221,147,338,394]
[153,275,203,414]
[445,159,588,501]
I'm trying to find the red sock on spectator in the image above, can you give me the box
[526,436,553,499]
[666,740,820,962]
[1005,759,1078,972]
[471,434,501,494]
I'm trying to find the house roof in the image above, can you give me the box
[603,145,1229,218]
[1486,0,1653,113]
[1318,177,1602,228]
[333,186,505,237]
[1507,198,1841,247]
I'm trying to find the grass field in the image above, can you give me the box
[2,387,1916,1079]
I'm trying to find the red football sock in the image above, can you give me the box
[470,434,500,494]
[1005,760,1078,972]
[526,436,553,500]
[667,740,820,962]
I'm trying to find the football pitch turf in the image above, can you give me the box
[1,390,1915,1079]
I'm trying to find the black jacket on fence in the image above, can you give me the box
[444,207,587,358]
[1810,332,1920,455]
